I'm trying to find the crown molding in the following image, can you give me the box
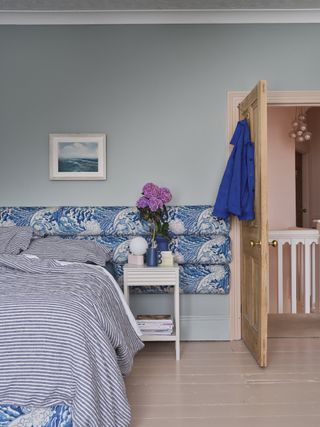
[1,9,320,25]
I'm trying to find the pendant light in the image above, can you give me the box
[289,107,312,143]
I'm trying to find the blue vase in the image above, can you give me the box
[146,247,162,267]
[155,236,169,251]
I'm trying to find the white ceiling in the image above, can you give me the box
[2,0,320,24]
[1,0,320,11]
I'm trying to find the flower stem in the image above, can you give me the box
[152,220,156,246]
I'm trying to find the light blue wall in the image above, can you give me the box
[1,24,320,339]
[2,24,320,207]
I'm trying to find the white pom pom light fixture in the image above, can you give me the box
[129,237,148,255]
[289,108,312,144]
[128,237,148,266]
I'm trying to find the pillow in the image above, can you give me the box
[23,236,112,266]
[0,226,33,255]
[104,261,115,277]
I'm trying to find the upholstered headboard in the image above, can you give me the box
[0,206,231,294]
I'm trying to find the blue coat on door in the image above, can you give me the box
[213,119,255,221]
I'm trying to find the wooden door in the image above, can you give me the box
[239,81,268,367]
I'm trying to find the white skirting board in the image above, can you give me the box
[129,294,230,341]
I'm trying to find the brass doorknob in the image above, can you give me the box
[269,240,278,247]
[250,240,262,248]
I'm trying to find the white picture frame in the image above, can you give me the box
[49,133,106,180]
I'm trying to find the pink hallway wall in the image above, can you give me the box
[268,107,296,312]
[307,108,320,225]
[268,107,320,313]
[302,108,320,313]
[268,107,296,229]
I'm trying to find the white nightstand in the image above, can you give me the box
[123,263,180,360]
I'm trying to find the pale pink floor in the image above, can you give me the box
[126,328,320,426]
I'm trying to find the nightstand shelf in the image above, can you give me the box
[141,330,177,342]
[123,263,180,360]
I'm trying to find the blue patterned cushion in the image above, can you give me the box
[170,235,231,265]
[180,264,230,294]
[0,206,231,295]
[65,234,231,266]
[0,206,229,237]
[0,404,72,426]
[167,206,230,236]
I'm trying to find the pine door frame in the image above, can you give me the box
[228,90,320,340]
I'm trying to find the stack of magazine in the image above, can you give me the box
[136,314,174,336]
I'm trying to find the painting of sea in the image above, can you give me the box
[49,134,106,180]
[58,142,99,172]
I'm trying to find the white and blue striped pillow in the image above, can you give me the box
[0,226,33,254]
[23,236,112,266]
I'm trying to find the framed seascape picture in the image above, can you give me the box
[49,134,106,180]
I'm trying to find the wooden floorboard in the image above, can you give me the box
[269,314,320,338]
[126,335,320,426]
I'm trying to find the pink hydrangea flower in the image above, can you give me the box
[159,187,172,203]
[157,198,164,210]
[136,183,172,242]
[148,197,162,212]
[136,197,149,209]
[142,182,160,198]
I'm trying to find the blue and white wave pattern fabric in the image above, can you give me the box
[0,404,71,427]
[0,206,229,237]
[0,206,231,295]
[67,234,231,266]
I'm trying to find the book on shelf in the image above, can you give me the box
[142,330,173,336]
[136,314,172,321]
[136,314,174,336]
[137,324,174,330]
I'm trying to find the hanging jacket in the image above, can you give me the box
[213,119,255,221]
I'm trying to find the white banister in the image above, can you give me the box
[269,229,319,314]
[312,243,316,311]
[277,243,283,313]
[291,240,297,313]
[304,242,311,313]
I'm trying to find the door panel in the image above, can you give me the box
[239,80,268,367]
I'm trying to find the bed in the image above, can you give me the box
[0,205,230,426]
[0,250,143,427]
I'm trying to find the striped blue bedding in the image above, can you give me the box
[0,255,143,427]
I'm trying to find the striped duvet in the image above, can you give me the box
[0,254,143,427]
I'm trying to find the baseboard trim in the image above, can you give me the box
[181,314,229,341]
